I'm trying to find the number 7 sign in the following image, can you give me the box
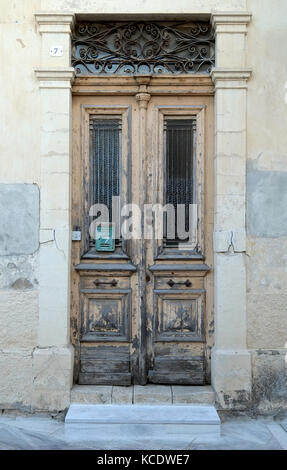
[49,46,64,57]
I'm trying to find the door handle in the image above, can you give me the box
[94,279,118,287]
[167,279,192,288]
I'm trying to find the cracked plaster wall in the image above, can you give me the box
[0,182,40,408]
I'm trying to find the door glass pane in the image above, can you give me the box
[164,118,196,245]
[90,117,121,246]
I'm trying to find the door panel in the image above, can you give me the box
[79,345,131,385]
[71,95,139,385]
[149,289,205,384]
[80,290,131,342]
[145,95,213,384]
[71,81,214,385]
[154,291,204,342]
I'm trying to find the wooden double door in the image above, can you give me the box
[71,77,214,385]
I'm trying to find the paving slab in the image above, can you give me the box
[70,385,216,405]
[172,385,215,404]
[71,385,112,404]
[0,415,284,450]
[112,386,133,404]
[133,385,172,404]
[268,423,287,450]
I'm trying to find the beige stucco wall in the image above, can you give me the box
[0,0,286,411]
[41,0,247,14]
[0,0,41,409]
[245,0,287,410]
[247,0,287,346]
[0,0,41,183]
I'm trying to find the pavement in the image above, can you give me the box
[0,412,287,450]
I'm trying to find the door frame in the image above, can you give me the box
[71,75,215,385]
[35,10,252,409]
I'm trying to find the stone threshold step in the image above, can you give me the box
[71,385,215,405]
[66,403,219,425]
[65,404,220,436]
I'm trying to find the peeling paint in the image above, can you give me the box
[0,184,39,256]
[11,278,34,290]
[0,253,38,290]
[247,170,287,238]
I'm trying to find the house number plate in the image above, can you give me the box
[49,46,64,57]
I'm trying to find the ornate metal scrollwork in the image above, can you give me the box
[72,21,215,75]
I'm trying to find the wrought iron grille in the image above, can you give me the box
[164,118,196,244]
[72,21,215,75]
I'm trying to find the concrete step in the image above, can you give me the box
[71,384,216,405]
[65,404,220,437]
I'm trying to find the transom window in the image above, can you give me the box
[72,21,215,76]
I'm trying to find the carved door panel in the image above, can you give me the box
[71,82,214,385]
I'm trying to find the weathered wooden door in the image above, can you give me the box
[71,76,214,385]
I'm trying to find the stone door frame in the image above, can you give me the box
[33,9,252,410]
